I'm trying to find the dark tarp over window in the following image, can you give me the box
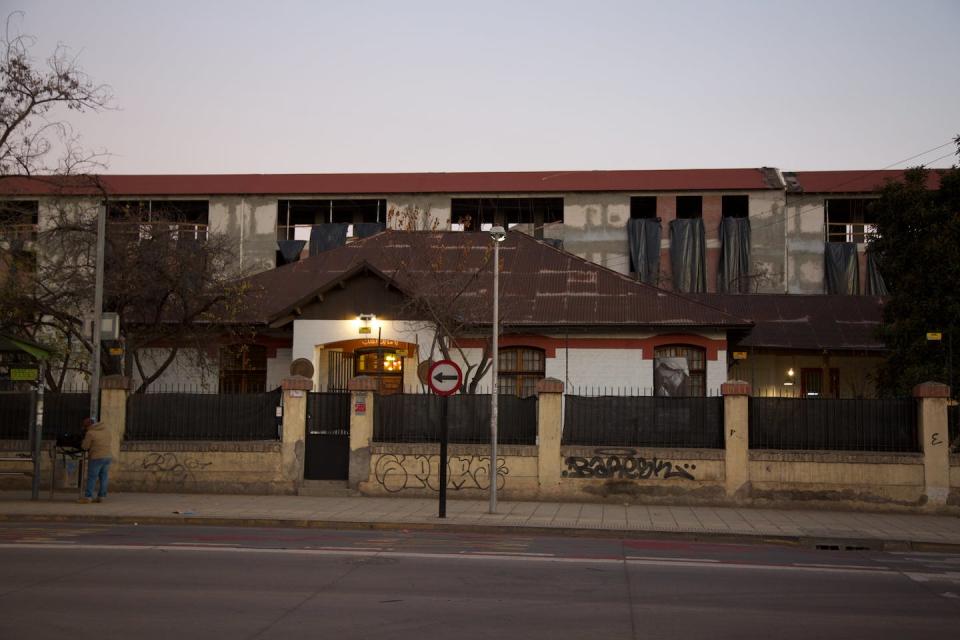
[352,222,386,239]
[277,240,307,265]
[825,242,860,295]
[865,251,889,295]
[627,218,661,285]
[309,223,349,256]
[718,217,751,293]
[669,218,706,293]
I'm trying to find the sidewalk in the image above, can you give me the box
[2,490,960,551]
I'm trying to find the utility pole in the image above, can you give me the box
[489,226,506,514]
[90,203,106,420]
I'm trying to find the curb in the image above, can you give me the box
[2,512,958,553]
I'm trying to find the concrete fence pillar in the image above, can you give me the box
[280,376,312,488]
[914,382,951,507]
[721,380,751,499]
[535,378,564,497]
[347,376,377,490]
[100,375,129,458]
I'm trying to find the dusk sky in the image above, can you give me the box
[10,0,960,175]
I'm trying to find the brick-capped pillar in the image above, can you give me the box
[280,376,312,489]
[721,380,751,499]
[914,382,951,507]
[347,376,377,490]
[100,376,130,458]
[536,378,564,497]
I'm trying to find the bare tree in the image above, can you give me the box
[0,11,112,179]
[0,14,251,392]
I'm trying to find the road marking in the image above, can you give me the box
[627,556,719,563]
[904,572,960,584]
[463,551,555,557]
[0,542,911,576]
[791,563,882,570]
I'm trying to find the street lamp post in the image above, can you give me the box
[489,226,506,514]
[90,204,106,421]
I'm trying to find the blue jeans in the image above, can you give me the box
[85,457,111,498]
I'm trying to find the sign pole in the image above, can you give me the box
[438,394,448,518]
[427,359,462,519]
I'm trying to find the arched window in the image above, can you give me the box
[653,345,706,397]
[498,347,545,397]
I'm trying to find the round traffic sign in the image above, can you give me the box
[427,360,463,396]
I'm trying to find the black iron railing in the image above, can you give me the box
[125,390,281,441]
[562,395,724,449]
[749,397,918,452]
[375,393,537,445]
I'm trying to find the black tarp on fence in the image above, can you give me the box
[375,393,537,445]
[126,390,281,440]
[749,397,918,452]
[562,395,724,448]
[0,391,89,440]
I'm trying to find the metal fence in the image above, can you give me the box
[375,392,537,445]
[949,404,959,453]
[562,395,724,448]
[0,391,90,440]
[0,392,31,439]
[126,390,282,441]
[749,397,919,452]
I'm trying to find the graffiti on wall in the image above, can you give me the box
[373,454,508,493]
[562,448,696,480]
[139,452,212,485]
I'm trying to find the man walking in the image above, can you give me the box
[78,417,111,504]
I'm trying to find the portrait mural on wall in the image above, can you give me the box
[654,357,689,397]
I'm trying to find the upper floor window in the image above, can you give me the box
[107,200,209,242]
[630,196,658,219]
[721,195,749,218]
[450,198,562,239]
[498,347,545,397]
[0,200,39,242]
[277,199,386,241]
[653,344,706,397]
[825,198,877,244]
[676,196,702,219]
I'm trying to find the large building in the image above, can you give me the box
[1,167,927,397]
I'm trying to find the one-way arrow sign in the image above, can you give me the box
[427,360,462,396]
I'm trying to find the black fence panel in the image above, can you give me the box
[126,390,281,441]
[0,392,32,439]
[44,392,91,439]
[749,397,918,452]
[949,404,959,453]
[562,396,724,448]
[375,393,537,445]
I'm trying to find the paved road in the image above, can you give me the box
[1,522,959,639]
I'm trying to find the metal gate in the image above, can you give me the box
[304,392,351,480]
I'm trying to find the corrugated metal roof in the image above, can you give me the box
[0,168,780,197]
[791,170,942,193]
[688,294,886,351]
[240,231,750,329]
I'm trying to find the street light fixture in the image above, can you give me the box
[489,225,506,514]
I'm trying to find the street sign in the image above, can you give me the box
[427,360,462,396]
[927,332,943,341]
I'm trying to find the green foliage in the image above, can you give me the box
[871,147,960,397]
